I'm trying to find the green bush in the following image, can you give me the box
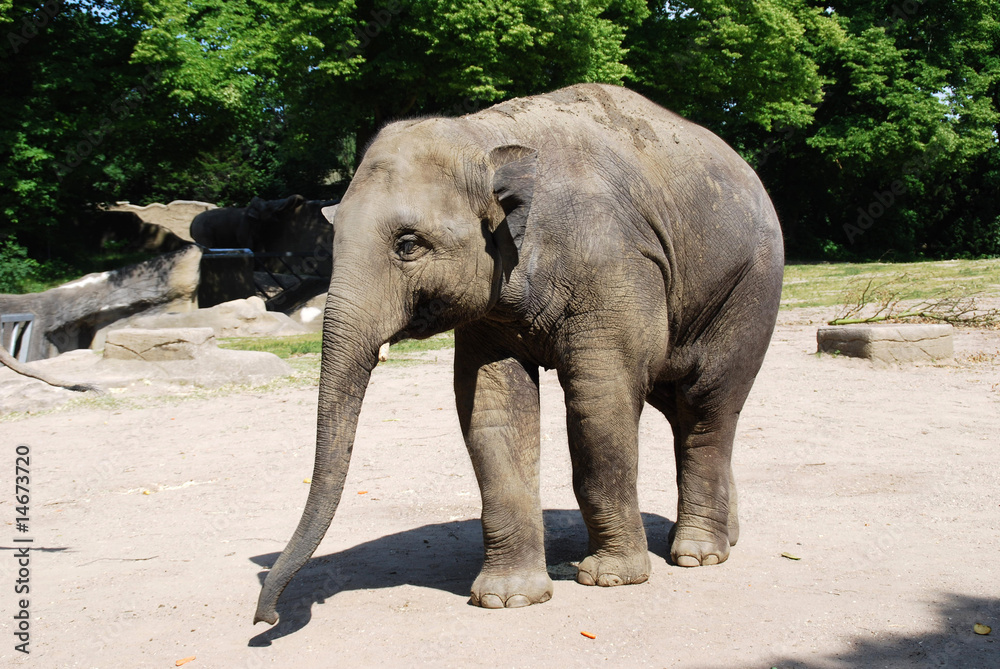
[0,237,40,294]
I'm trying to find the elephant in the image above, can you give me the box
[189,203,256,250]
[190,195,337,254]
[254,83,784,624]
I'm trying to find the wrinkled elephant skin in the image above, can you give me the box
[255,84,784,623]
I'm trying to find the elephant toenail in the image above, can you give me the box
[703,554,719,565]
[479,594,505,609]
[576,570,596,586]
[676,555,700,567]
[597,574,622,587]
[505,594,531,608]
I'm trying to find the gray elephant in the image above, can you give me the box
[190,195,336,254]
[254,84,783,623]
[189,202,256,249]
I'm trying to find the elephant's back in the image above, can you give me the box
[475,84,736,167]
[189,211,210,245]
[475,86,770,215]
[473,84,778,238]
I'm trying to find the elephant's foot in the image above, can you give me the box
[727,503,740,547]
[669,523,731,567]
[576,550,650,587]
[469,568,553,609]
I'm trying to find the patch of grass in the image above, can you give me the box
[390,332,455,356]
[218,331,455,359]
[218,333,324,358]
[782,259,1000,309]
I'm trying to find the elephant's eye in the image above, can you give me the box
[395,234,425,261]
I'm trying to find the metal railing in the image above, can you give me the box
[1,313,35,363]
[201,248,328,310]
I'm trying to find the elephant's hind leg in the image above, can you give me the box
[561,355,651,588]
[665,258,778,567]
[668,409,740,567]
[455,327,552,608]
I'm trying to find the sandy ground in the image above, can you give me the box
[2,312,999,668]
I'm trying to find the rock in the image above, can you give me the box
[0,329,294,414]
[104,328,215,361]
[0,245,202,361]
[105,200,217,242]
[92,211,192,254]
[98,336,292,388]
[95,296,309,346]
[817,324,954,363]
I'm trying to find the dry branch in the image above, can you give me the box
[829,274,1000,327]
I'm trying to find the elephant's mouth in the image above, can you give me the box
[393,296,455,341]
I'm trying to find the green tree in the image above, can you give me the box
[4,0,997,287]
[757,1,1000,258]
[625,0,842,149]
[133,0,650,173]
[1,1,146,255]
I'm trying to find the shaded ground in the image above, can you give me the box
[1,314,998,668]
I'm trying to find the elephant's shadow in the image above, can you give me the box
[248,509,674,644]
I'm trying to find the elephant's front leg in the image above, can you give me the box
[561,356,651,587]
[455,329,552,609]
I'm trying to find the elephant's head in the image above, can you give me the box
[254,119,537,624]
[247,194,307,222]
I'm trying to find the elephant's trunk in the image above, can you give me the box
[254,295,383,625]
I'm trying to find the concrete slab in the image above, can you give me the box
[105,327,215,361]
[817,323,954,363]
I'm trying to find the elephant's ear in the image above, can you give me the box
[490,145,537,251]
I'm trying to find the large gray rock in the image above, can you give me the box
[95,297,308,347]
[94,328,292,388]
[97,328,292,388]
[0,327,293,414]
[105,200,217,242]
[817,323,954,363]
[0,245,202,361]
[104,327,215,361]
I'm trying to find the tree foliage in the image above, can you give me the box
[1,0,998,291]
[751,0,1000,258]
[626,0,841,136]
